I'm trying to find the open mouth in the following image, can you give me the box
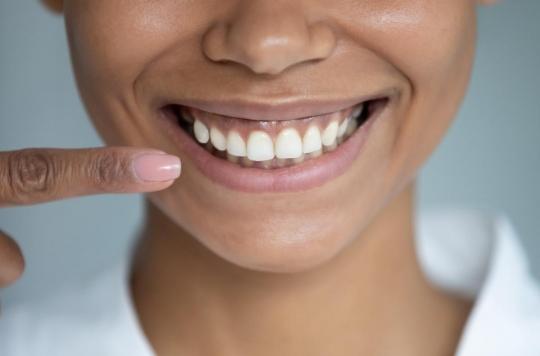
[161,97,387,170]
[157,94,391,192]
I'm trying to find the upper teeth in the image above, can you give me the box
[321,121,339,147]
[226,131,247,157]
[192,118,356,162]
[338,117,350,137]
[247,131,274,161]
[210,126,227,151]
[189,103,364,164]
[302,125,323,154]
[275,128,303,159]
[193,119,210,144]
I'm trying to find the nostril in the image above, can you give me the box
[201,6,336,75]
[201,23,229,63]
[309,22,337,59]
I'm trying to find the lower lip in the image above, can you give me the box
[158,106,383,193]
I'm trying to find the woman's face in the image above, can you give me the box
[59,0,483,272]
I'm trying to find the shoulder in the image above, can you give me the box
[0,263,153,356]
[416,207,505,298]
[417,207,540,355]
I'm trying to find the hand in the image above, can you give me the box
[0,147,181,287]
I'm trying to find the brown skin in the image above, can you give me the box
[0,147,179,286]
[0,0,495,355]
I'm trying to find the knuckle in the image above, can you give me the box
[7,149,57,202]
[91,151,131,191]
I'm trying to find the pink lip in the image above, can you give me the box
[157,102,388,193]
[157,90,394,121]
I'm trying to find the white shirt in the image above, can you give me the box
[1,208,539,356]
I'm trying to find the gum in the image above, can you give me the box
[183,105,358,140]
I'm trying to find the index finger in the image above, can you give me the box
[0,147,181,206]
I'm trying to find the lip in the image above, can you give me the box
[157,98,390,193]
[156,89,395,121]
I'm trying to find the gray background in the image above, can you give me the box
[1,2,539,305]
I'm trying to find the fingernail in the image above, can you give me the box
[132,153,181,182]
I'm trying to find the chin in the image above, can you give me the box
[205,223,349,274]
[150,189,356,274]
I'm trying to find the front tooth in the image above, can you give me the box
[193,120,209,144]
[322,121,339,147]
[247,131,274,161]
[227,131,247,157]
[338,117,350,137]
[302,126,322,154]
[275,128,303,159]
[210,127,227,151]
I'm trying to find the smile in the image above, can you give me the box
[158,95,391,192]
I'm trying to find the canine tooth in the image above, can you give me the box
[302,126,322,154]
[247,131,274,161]
[322,121,339,147]
[227,131,247,157]
[193,120,209,144]
[275,128,303,159]
[338,117,349,137]
[210,127,227,151]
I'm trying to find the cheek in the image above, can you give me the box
[348,1,477,86]
[65,2,175,87]
[64,1,203,145]
[359,1,478,183]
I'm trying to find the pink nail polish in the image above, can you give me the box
[133,153,181,182]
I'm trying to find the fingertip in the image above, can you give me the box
[132,153,181,183]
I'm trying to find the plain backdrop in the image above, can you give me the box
[1,2,539,305]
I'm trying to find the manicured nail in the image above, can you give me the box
[132,153,181,182]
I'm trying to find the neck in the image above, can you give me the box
[131,182,471,356]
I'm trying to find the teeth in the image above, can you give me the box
[321,121,339,147]
[346,117,358,136]
[210,127,227,151]
[352,104,364,119]
[247,131,275,161]
[189,103,369,167]
[275,128,303,159]
[193,120,210,144]
[302,126,322,154]
[338,117,349,138]
[181,108,195,123]
[227,131,247,157]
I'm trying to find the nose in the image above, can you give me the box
[202,0,336,75]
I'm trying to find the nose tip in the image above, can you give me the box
[202,4,336,75]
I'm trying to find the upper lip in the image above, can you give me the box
[160,89,395,121]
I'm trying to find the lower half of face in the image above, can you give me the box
[64,0,477,272]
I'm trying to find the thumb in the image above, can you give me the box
[0,230,24,288]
